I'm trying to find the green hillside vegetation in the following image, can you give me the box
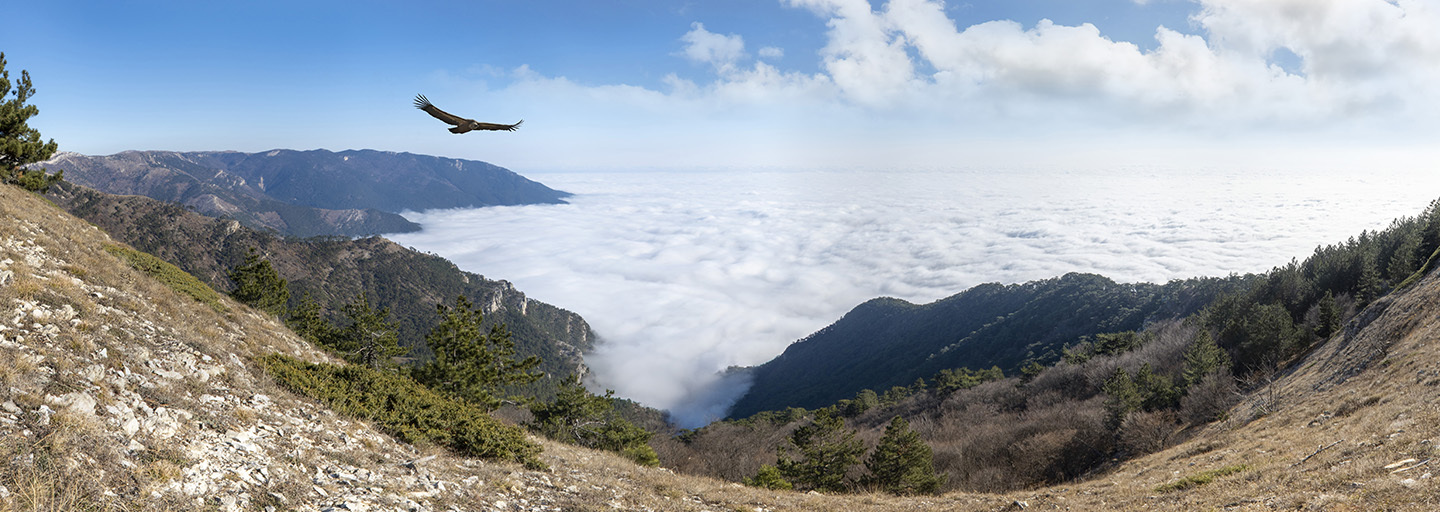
[104,243,226,312]
[528,374,660,466]
[262,354,545,469]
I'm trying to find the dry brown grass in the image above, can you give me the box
[0,410,133,512]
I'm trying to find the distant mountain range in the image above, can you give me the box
[40,149,570,237]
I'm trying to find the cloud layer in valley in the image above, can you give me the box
[392,167,1440,426]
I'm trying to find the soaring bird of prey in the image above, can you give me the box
[413,94,523,133]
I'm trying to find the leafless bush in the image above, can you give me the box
[1026,361,1094,400]
[1180,370,1240,425]
[657,421,798,482]
[1118,410,1179,455]
[926,395,1110,492]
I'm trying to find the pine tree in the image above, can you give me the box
[1102,367,1142,429]
[775,411,865,493]
[1387,229,1421,284]
[335,292,407,369]
[414,295,541,410]
[743,464,793,490]
[1092,331,1143,356]
[1133,363,1179,411]
[1242,303,1299,370]
[1181,331,1231,387]
[842,388,879,416]
[1358,249,1384,306]
[0,52,61,192]
[864,416,944,495]
[1315,291,1340,339]
[228,248,289,317]
[1019,360,1045,382]
[285,292,334,345]
[528,374,658,466]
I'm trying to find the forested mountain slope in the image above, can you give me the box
[46,182,594,379]
[729,272,1253,417]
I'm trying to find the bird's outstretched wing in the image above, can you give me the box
[414,94,523,133]
[414,94,472,127]
[470,120,524,132]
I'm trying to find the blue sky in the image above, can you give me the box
[7,0,1440,171]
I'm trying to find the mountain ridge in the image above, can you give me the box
[728,272,1254,418]
[40,149,571,237]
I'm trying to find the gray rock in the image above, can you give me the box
[51,391,98,418]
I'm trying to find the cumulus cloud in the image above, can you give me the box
[680,22,749,73]
[432,0,1440,172]
[759,46,785,59]
[769,0,1440,121]
[391,167,1440,427]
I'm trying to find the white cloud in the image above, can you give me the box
[1194,0,1440,109]
[759,46,785,59]
[680,22,748,73]
[785,0,920,106]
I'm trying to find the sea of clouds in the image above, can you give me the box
[391,166,1440,427]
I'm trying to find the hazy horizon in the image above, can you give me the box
[391,165,1440,427]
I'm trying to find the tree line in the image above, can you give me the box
[228,249,659,465]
